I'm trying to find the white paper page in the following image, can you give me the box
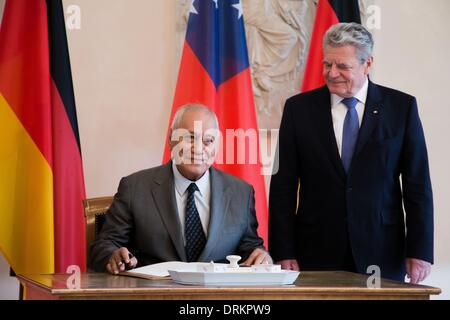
[128,261,193,277]
[126,261,230,277]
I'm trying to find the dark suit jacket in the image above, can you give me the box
[90,162,264,272]
[269,81,433,281]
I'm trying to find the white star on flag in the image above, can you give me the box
[212,0,219,9]
[190,0,198,15]
[232,0,243,19]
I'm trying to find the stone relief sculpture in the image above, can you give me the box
[243,0,315,129]
[176,0,315,129]
[176,0,367,129]
[175,0,192,67]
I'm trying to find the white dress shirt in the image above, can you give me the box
[172,162,211,243]
[331,77,369,157]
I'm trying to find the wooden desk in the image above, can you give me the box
[17,271,441,300]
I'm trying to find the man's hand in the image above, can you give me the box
[406,258,431,284]
[241,248,273,265]
[106,247,138,274]
[277,259,299,271]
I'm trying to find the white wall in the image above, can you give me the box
[369,0,450,298]
[0,0,448,299]
[65,0,177,197]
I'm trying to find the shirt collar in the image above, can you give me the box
[331,77,369,108]
[172,161,210,197]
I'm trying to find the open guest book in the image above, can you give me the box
[120,261,214,280]
[120,255,300,285]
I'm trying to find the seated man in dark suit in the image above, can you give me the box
[90,103,271,274]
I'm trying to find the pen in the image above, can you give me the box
[119,252,134,270]
[238,263,251,267]
[124,253,134,270]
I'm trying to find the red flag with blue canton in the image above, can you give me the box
[163,0,268,245]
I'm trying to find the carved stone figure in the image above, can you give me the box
[243,0,315,128]
[176,0,316,129]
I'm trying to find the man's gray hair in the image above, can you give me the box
[170,103,219,131]
[323,22,374,63]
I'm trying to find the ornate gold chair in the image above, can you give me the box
[83,196,114,264]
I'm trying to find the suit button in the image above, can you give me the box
[347,187,353,192]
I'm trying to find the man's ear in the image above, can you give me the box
[364,56,373,75]
[169,127,187,150]
[168,130,174,151]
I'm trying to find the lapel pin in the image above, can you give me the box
[373,110,379,114]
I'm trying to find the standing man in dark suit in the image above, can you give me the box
[90,104,271,274]
[269,23,433,283]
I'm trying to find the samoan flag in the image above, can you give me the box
[163,0,268,245]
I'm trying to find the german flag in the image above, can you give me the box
[301,0,361,92]
[0,0,86,274]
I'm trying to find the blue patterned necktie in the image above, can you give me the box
[341,97,359,174]
[184,183,206,262]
